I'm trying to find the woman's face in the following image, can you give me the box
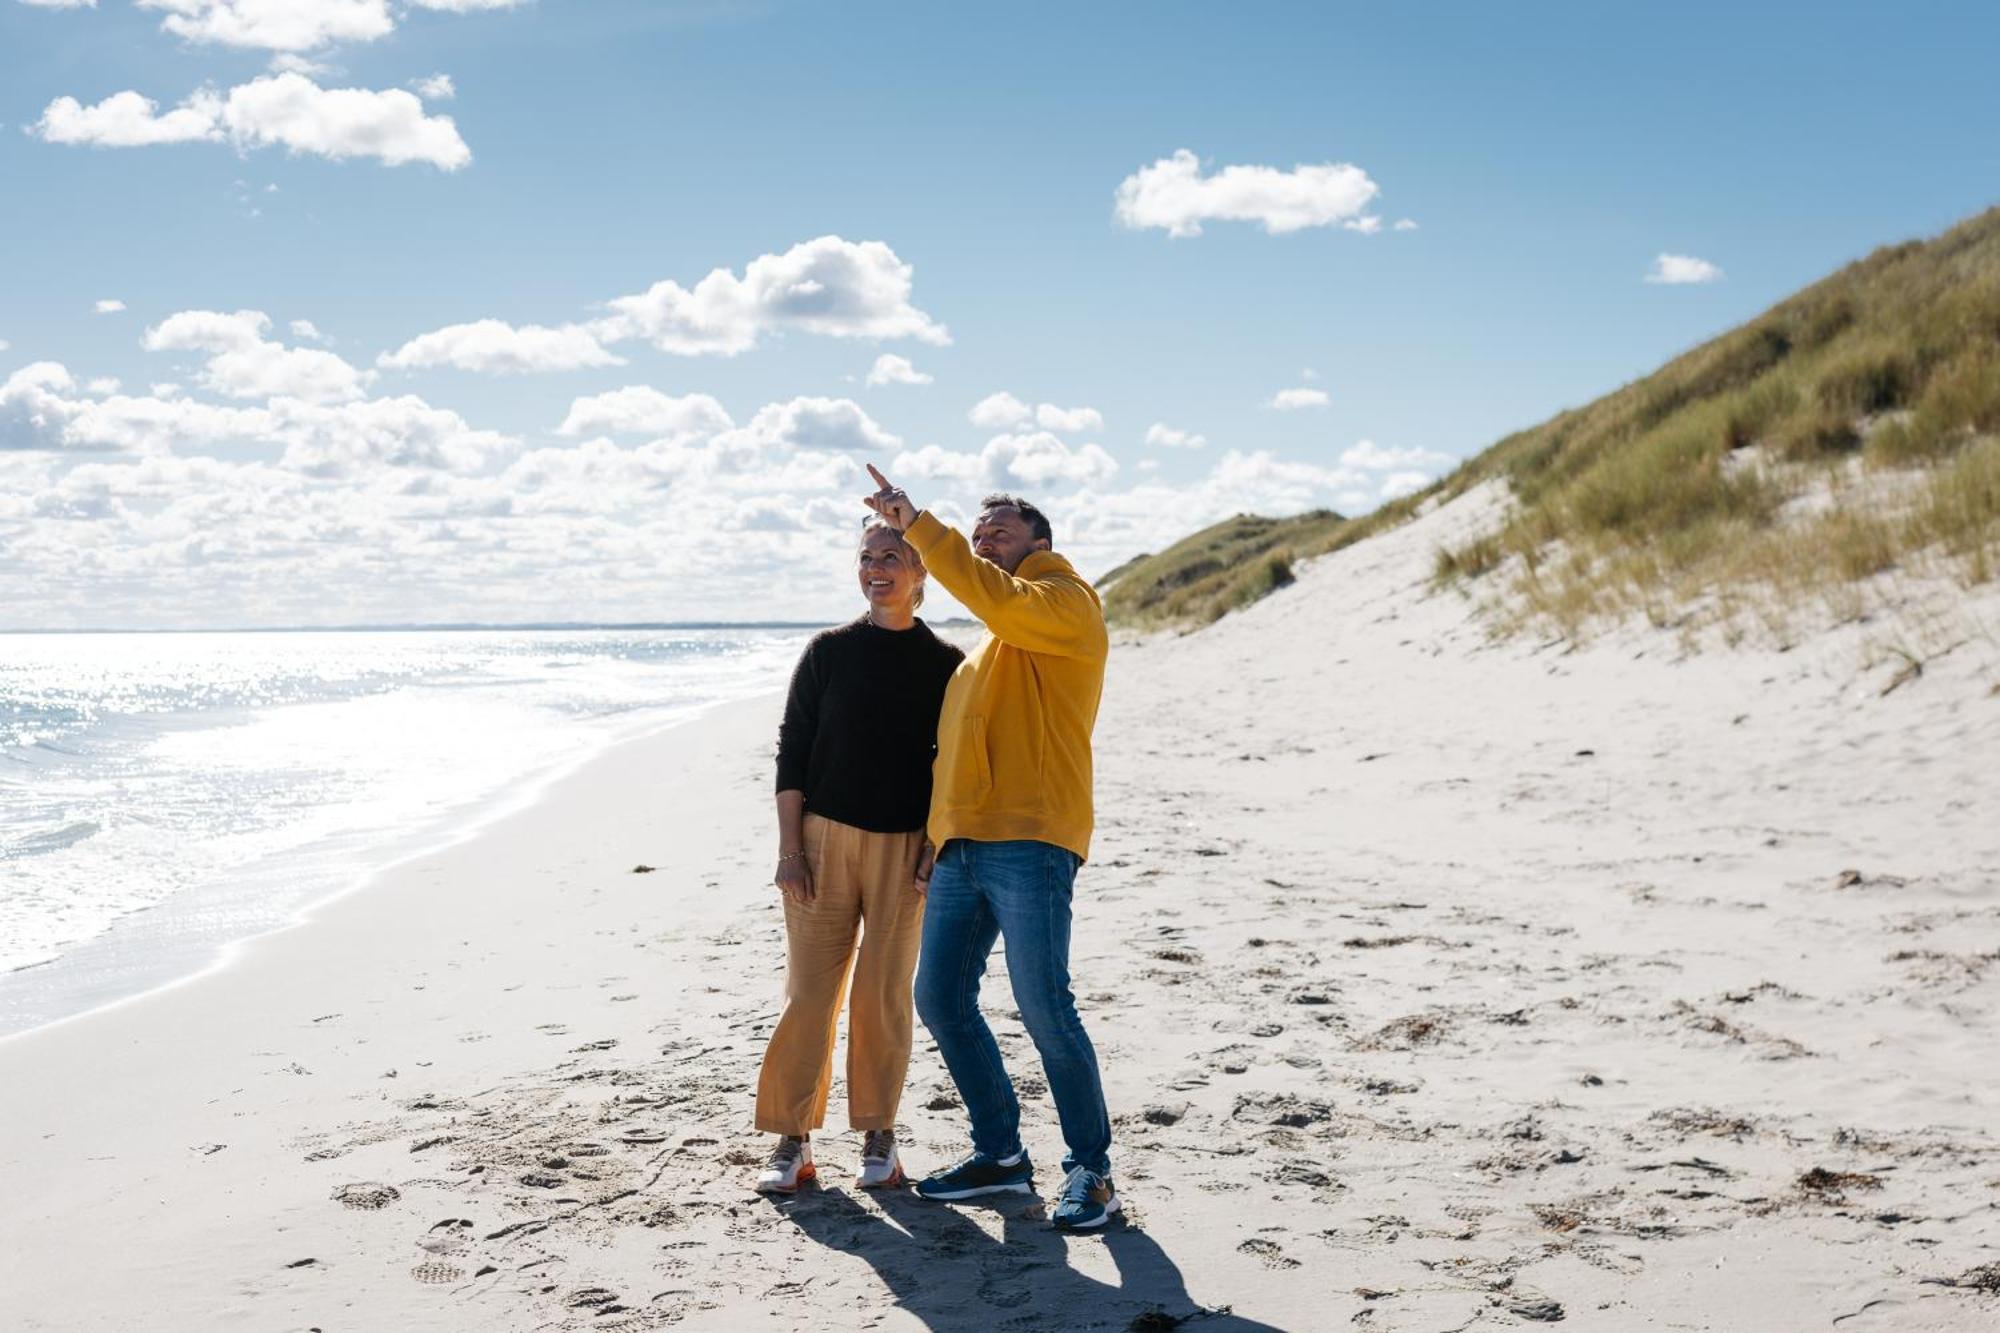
[857,527,922,613]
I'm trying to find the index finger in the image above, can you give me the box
[865,462,892,490]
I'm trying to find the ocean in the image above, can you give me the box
[0,626,815,1038]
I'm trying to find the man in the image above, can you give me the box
[861,463,1117,1232]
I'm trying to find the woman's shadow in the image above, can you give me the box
[768,1184,1287,1332]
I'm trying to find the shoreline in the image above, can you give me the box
[0,679,789,1044]
[0,687,797,1330]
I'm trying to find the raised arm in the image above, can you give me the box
[861,463,1106,659]
[902,511,1105,657]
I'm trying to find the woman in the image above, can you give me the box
[753,518,964,1192]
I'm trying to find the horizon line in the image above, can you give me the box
[0,620,874,636]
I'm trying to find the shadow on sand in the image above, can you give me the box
[769,1184,1287,1332]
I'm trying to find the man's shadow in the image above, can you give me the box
[768,1184,1287,1332]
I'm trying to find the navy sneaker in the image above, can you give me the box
[1050,1165,1120,1230]
[914,1150,1034,1200]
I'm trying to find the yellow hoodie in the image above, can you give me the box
[904,510,1108,861]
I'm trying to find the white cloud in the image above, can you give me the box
[1340,440,1454,472]
[412,73,455,101]
[269,394,510,477]
[985,431,1117,488]
[892,442,986,490]
[1206,448,1364,505]
[1114,149,1382,238]
[968,391,1031,430]
[1144,421,1207,450]
[596,235,949,356]
[4,356,510,482]
[1646,253,1724,285]
[34,89,223,146]
[137,0,395,51]
[289,319,325,342]
[145,308,368,403]
[1393,218,1419,232]
[87,377,122,395]
[1035,403,1103,434]
[223,73,470,168]
[556,386,732,440]
[130,0,523,53]
[19,0,99,8]
[1269,387,1330,411]
[94,299,127,314]
[865,353,931,387]
[0,339,11,352]
[898,430,1118,493]
[3,363,87,451]
[1378,470,1430,500]
[719,397,901,457]
[34,74,471,170]
[266,52,334,77]
[379,320,623,374]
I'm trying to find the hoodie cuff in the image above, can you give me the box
[904,509,947,552]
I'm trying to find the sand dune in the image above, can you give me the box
[2,484,1997,1331]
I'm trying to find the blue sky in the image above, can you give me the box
[4,0,1998,629]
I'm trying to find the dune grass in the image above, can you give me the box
[1103,206,2000,636]
[1097,511,1344,627]
[1429,205,2000,639]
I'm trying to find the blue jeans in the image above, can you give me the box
[914,838,1112,1177]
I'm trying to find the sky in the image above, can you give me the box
[3,0,1999,630]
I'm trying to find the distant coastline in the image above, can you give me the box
[0,618,981,635]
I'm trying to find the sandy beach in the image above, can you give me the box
[4,485,1998,1332]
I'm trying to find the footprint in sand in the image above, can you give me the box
[411,1260,466,1285]
[417,1219,474,1254]
[333,1182,401,1210]
[617,1128,670,1145]
[1237,1237,1302,1270]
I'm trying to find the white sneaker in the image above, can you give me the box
[855,1128,904,1189]
[754,1136,815,1193]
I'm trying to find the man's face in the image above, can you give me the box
[971,506,1048,574]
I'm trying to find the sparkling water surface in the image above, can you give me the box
[0,627,814,1036]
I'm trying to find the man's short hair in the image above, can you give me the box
[980,492,1053,546]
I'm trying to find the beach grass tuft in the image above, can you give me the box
[1106,205,2000,636]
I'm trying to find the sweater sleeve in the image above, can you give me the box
[905,511,1106,658]
[774,638,822,793]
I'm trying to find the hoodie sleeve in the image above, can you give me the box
[905,511,1107,659]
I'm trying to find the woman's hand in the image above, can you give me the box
[776,852,814,904]
[913,841,936,896]
[864,463,919,532]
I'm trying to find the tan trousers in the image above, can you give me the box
[755,814,926,1134]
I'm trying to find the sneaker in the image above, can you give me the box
[914,1149,1033,1200]
[753,1135,815,1194]
[855,1129,904,1189]
[1050,1165,1120,1230]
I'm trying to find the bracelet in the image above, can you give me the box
[777,851,806,863]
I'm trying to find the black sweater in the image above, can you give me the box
[774,617,965,834]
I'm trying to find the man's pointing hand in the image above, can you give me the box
[863,462,919,532]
